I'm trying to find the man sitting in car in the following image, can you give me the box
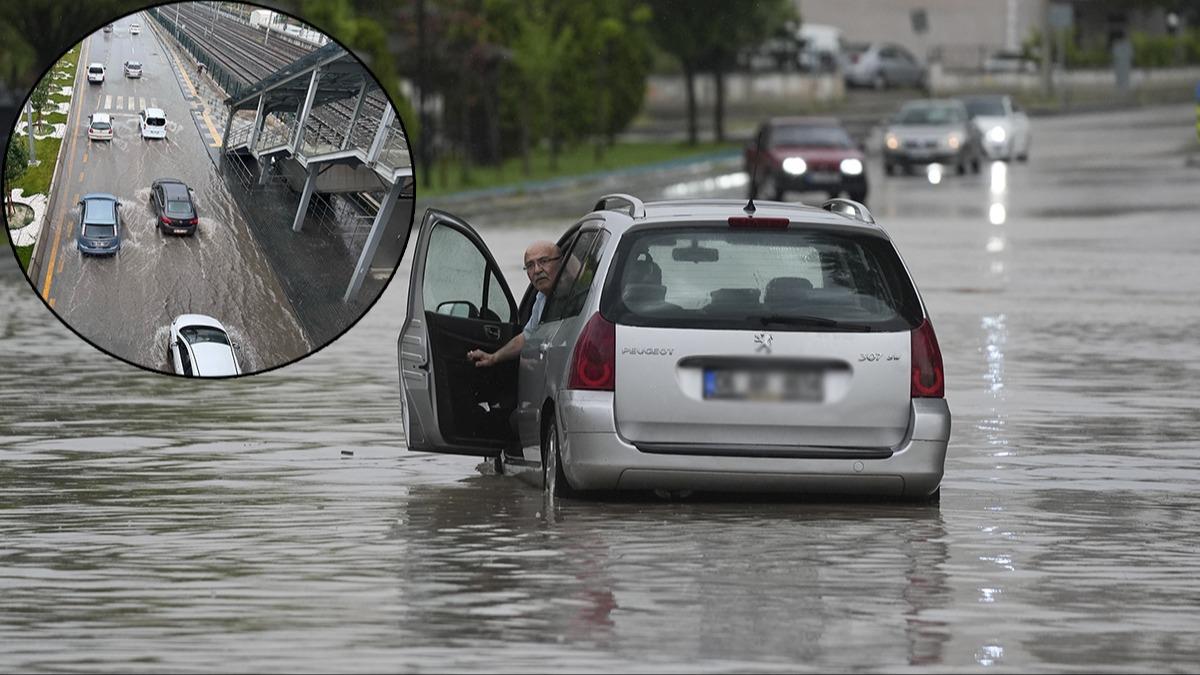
[467,241,561,367]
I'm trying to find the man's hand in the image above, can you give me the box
[467,349,496,368]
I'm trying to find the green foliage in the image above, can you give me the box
[6,139,28,185]
[12,136,61,196]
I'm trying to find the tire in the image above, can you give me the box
[971,155,981,174]
[541,414,575,499]
[872,73,886,90]
[956,157,967,175]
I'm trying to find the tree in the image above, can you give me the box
[648,0,710,145]
[5,139,28,219]
[29,77,51,134]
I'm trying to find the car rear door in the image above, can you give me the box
[398,209,520,456]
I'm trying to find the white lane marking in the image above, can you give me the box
[115,96,123,110]
[139,97,146,110]
[104,94,111,109]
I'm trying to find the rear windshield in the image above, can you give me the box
[89,66,104,73]
[600,226,923,332]
[90,121,111,130]
[166,199,191,216]
[896,104,964,125]
[146,116,165,126]
[84,224,116,238]
[770,125,853,149]
[127,62,141,68]
[181,326,230,346]
[964,98,1005,117]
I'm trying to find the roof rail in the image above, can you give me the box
[821,197,875,224]
[593,193,646,219]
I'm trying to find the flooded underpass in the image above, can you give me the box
[3,103,1200,671]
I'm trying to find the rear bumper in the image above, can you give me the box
[77,240,119,256]
[557,391,950,497]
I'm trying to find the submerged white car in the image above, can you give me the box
[169,314,241,377]
[398,195,950,502]
[962,94,1032,162]
[139,107,167,139]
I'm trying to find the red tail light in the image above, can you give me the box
[911,318,944,398]
[567,312,615,391]
[188,218,198,225]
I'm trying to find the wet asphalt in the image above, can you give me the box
[2,102,1199,671]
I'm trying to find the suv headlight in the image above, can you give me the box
[946,133,962,149]
[840,158,864,175]
[885,133,899,150]
[987,126,1007,143]
[782,157,807,175]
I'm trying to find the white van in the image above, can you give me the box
[139,108,167,139]
[796,24,845,73]
[87,63,105,84]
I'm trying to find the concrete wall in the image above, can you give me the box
[644,72,844,112]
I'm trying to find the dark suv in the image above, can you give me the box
[744,117,868,203]
[151,178,198,235]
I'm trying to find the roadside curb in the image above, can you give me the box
[428,149,742,204]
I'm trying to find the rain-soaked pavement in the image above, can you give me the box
[3,103,1200,671]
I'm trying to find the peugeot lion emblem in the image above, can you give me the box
[754,332,773,354]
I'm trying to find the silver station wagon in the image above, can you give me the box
[398,195,950,501]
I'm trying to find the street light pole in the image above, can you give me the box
[25,100,36,164]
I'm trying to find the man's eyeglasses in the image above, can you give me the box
[522,255,560,271]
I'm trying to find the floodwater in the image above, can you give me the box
[3,103,1200,672]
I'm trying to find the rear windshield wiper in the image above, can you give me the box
[757,314,874,332]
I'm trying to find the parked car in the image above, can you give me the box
[76,193,122,256]
[86,112,113,141]
[103,23,114,33]
[398,196,950,502]
[883,99,983,175]
[123,60,142,78]
[86,62,105,84]
[151,178,199,235]
[139,107,167,139]
[169,315,241,377]
[744,117,868,203]
[961,94,1032,162]
[842,42,926,90]
[130,23,141,35]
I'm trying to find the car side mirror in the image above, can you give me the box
[435,300,479,318]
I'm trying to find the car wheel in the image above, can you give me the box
[541,414,574,499]
[971,155,981,173]
[1017,150,1030,162]
[956,157,967,175]
[872,73,886,90]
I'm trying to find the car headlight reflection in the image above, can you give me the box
[987,126,1007,143]
[782,157,807,174]
[840,158,864,175]
[947,133,961,149]
[885,133,899,150]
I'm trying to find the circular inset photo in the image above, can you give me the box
[3,1,414,377]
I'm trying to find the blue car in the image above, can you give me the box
[77,193,122,256]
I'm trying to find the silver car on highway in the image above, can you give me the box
[399,196,950,501]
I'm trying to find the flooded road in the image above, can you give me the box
[3,103,1200,671]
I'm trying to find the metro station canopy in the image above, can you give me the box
[226,42,372,113]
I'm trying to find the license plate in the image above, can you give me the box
[703,367,823,402]
[174,229,187,234]
[807,171,839,184]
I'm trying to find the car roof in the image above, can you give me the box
[144,107,165,117]
[162,182,191,199]
[590,199,885,238]
[172,314,227,331]
[91,112,111,123]
[81,194,118,223]
[88,62,104,68]
[126,59,142,65]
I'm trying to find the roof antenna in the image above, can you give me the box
[744,197,756,216]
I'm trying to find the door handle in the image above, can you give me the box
[483,325,501,340]
[538,343,550,357]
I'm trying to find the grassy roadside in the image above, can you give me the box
[418,140,739,197]
[9,43,81,268]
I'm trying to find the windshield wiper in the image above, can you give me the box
[757,314,874,332]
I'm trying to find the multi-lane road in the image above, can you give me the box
[31,13,310,374]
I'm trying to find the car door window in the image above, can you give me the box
[543,230,608,323]
[423,222,512,323]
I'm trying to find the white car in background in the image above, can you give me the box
[130,23,141,35]
[961,94,1032,161]
[86,63,105,83]
[139,107,167,139]
[86,112,114,141]
[169,314,242,377]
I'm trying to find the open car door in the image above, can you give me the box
[398,209,520,456]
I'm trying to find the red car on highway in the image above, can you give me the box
[744,117,868,204]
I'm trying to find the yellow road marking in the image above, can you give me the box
[170,47,198,98]
[48,298,55,308]
[78,170,84,182]
[83,152,88,163]
[202,110,222,146]
[43,37,88,300]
